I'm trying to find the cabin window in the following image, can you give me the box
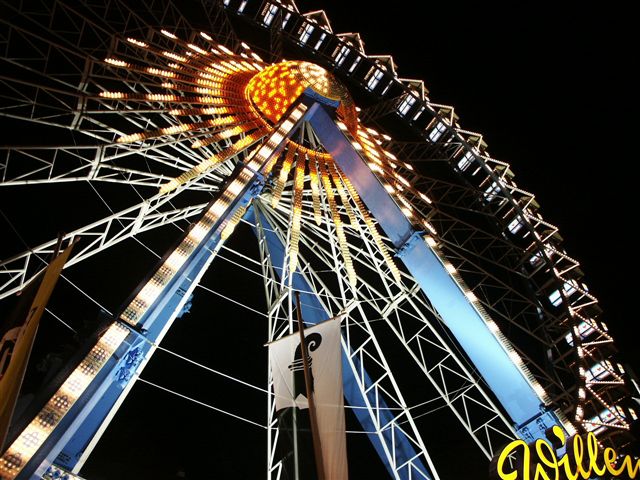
[314,32,327,50]
[299,23,314,45]
[263,4,279,26]
[412,106,425,121]
[549,281,577,307]
[365,68,384,90]
[483,181,500,202]
[428,122,447,142]
[457,150,475,171]
[348,56,361,73]
[507,216,524,234]
[397,95,417,116]
[334,45,350,66]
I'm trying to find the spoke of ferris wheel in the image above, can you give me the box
[393,171,538,282]
[333,205,516,450]
[0,98,238,183]
[0,145,224,189]
[254,204,439,479]
[304,229,438,475]
[0,53,259,189]
[1,90,246,186]
[0,0,217,65]
[0,188,207,300]
[261,199,516,458]
[435,243,555,343]
[79,113,239,169]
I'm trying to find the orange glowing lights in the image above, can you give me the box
[245,61,356,129]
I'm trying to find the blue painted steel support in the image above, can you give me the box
[306,104,562,441]
[24,327,145,479]
[24,177,260,478]
[247,207,431,480]
[51,218,232,472]
[52,333,147,470]
[18,101,311,478]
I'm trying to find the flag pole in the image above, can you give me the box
[295,291,325,480]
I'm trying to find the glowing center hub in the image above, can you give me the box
[246,61,351,124]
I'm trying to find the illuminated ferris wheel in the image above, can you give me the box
[0,0,637,478]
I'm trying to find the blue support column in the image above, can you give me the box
[24,177,259,478]
[306,104,562,440]
[247,207,431,480]
[17,102,313,478]
[24,327,144,478]
[51,224,234,472]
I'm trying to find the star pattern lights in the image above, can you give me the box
[99,31,270,194]
[246,60,357,130]
[269,140,401,287]
[96,30,431,290]
[103,34,356,195]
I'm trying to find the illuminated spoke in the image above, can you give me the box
[271,143,297,209]
[308,151,323,225]
[327,158,357,227]
[318,156,357,287]
[289,151,306,274]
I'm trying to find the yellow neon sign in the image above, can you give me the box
[491,425,639,480]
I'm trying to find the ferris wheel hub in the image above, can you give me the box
[246,60,356,129]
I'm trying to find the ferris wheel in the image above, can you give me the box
[0,1,637,479]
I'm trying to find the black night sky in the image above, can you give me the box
[1,1,637,479]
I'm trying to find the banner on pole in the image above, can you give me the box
[269,316,348,479]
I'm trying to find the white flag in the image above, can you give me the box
[268,316,348,480]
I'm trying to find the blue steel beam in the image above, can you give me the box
[248,206,431,480]
[21,171,260,479]
[51,212,237,473]
[13,104,312,479]
[306,104,563,442]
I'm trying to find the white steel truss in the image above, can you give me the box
[256,181,517,461]
[0,187,207,299]
[254,201,439,479]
